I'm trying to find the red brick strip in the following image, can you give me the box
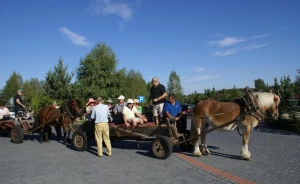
[174,153,255,184]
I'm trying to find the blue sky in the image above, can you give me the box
[1,0,299,95]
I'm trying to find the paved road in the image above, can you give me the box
[0,121,299,184]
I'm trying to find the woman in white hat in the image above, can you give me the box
[85,98,97,122]
[123,99,147,127]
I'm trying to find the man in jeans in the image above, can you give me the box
[91,97,112,157]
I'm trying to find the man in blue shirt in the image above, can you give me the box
[163,94,186,125]
[91,97,112,157]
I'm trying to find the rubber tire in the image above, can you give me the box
[10,126,24,144]
[151,135,172,159]
[71,130,88,151]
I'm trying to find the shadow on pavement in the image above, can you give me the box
[253,124,299,136]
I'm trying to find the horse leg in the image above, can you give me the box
[39,129,44,143]
[62,123,68,145]
[55,126,62,141]
[240,125,252,160]
[44,126,51,143]
[200,123,210,155]
[191,117,202,157]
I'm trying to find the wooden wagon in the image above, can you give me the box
[70,115,193,159]
[0,118,35,143]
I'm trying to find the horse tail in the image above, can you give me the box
[190,105,198,144]
[33,114,39,129]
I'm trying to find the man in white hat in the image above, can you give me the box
[113,95,126,124]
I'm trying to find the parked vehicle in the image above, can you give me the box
[7,106,15,119]
[181,104,194,116]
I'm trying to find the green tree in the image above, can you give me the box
[123,69,148,100]
[167,70,184,102]
[254,78,268,92]
[44,56,73,101]
[279,76,293,99]
[294,69,300,95]
[228,85,242,101]
[273,78,280,94]
[22,78,44,105]
[1,71,23,104]
[76,42,125,101]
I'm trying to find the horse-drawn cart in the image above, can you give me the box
[0,118,36,143]
[70,116,193,159]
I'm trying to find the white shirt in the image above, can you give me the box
[0,107,9,116]
[91,104,109,123]
[123,106,138,119]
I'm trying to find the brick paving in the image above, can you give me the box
[0,120,299,184]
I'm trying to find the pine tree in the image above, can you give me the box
[44,56,73,101]
[76,42,125,100]
[167,70,184,102]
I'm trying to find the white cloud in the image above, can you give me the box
[187,75,221,82]
[208,37,246,47]
[90,0,133,21]
[59,27,90,47]
[243,44,267,50]
[191,67,205,72]
[212,49,237,56]
[253,33,271,39]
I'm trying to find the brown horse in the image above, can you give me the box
[34,99,83,143]
[190,91,280,160]
[57,99,83,144]
[33,105,60,143]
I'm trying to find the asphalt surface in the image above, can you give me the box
[0,120,299,184]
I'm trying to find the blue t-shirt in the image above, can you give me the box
[163,100,181,117]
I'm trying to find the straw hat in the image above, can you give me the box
[106,98,113,103]
[127,99,133,104]
[133,99,139,104]
[117,95,125,100]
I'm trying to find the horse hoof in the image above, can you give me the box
[194,153,202,157]
[244,157,252,161]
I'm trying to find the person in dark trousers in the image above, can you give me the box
[147,77,167,125]
[14,89,25,117]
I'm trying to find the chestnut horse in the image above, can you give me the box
[33,99,83,143]
[191,91,280,160]
[57,99,83,144]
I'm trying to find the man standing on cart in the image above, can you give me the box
[14,89,26,118]
[147,77,167,125]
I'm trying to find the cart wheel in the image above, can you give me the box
[151,136,172,159]
[10,126,24,144]
[71,130,88,151]
[179,131,194,151]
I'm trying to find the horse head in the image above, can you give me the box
[254,92,280,120]
[62,99,84,118]
[70,99,84,117]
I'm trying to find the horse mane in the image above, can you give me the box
[253,92,280,109]
[60,99,83,117]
